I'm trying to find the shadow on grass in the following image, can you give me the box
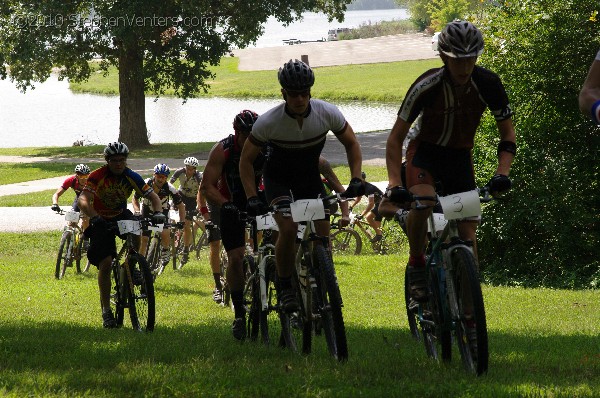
[0,321,598,396]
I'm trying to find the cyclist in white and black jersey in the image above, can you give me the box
[381,20,516,304]
[170,157,203,263]
[240,59,364,313]
[133,164,186,266]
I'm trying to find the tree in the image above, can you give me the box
[399,0,482,31]
[473,0,600,288]
[0,1,352,148]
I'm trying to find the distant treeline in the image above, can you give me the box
[347,0,401,10]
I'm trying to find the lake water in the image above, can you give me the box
[0,9,407,148]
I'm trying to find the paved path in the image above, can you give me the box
[234,33,436,71]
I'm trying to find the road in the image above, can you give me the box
[0,131,392,232]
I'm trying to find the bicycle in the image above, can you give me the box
[54,209,88,279]
[107,217,156,332]
[145,220,181,278]
[275,195,349,361]
[330,211,403,255]
[403,187,492,375]
[244,214,279,344]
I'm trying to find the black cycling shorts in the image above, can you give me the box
[181,196,197,220]
[206,201,222,243]
[219,205,246,252]
[406,140,476,195]
[263,174,326,208]
[86,209,134,267]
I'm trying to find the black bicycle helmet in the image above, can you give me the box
[437,20,484,58]
[233,110,259,133]
[103,141,129,160]
[278,59,315,90]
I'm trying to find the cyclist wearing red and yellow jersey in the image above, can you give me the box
[381,20,516,303]
[78,142,165,329]
[51,164,91,231]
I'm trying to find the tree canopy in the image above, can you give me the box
[0,0,353,147]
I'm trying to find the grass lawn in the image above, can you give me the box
[70,57,442,102]
[0,232,598,397]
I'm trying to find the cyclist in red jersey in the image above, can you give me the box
[380,20,516,303]
[200,110,265,340]
[51,164,91,231]
[579,49,600,124]
[78,142,166,329]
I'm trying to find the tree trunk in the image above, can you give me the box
[117,42,150,148]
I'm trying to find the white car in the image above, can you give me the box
[431,32,441,51]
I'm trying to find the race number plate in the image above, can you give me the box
[117,219,143,235]
[256,213,278,231]
[438,190,481,220]
[290,199,325,222]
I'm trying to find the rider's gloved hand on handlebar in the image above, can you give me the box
[487,174,512,197]
[152,211,167,225]
[341,177,365,198]
[51,204,61,213]
[385,185,412,205]
[176,221,185,229]
[84,215,107,239]
[246,196,269,217]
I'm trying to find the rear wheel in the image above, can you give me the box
[451,247,488,375]
[314,245,348,361]
[195,231,209,260]
[330,229,362,255]
[55,231,72,279]
[146,235,162,277]
[404,267,420,340]
[127,253,156,332]
[112,261,125,327]
[73,232,83,273]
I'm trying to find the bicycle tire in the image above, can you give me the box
[83,260,92,273]
[171,229,178,271]
[427,266,452,362]
[127,252,156,332]
[113,261,125,327]
[174,229,186,270]
[55,231,71,279]
[279,270,311,355]
[195,231,209,260]
[314,245,348,361]
[330,229,362,255]
[245,256,261,341]
[74,232,83,274]
[451,247,488,375]
[146,235,162,277]
[404,267,420,341]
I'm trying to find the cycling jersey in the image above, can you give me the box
[218,134,265,208]
[170,168,202,198]
[249,99,347,199]
[135,178,182,210]
[83,166,152,219]
[398,65,513,149]
[61,175,85,196]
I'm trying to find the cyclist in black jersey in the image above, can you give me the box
[579,49,600,124]
[170,157,203,263]
[380,20,516,303]
[349,172,384,242]
[239,59,364,314]
[132,164,186,266]
[200,110,265,340]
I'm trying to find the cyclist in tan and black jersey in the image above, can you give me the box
[380,20,516,303]
[170,157,203,264]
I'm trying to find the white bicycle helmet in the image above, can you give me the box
[103,142,129,160]
[184,157,199,167]
[437,20,484,58]
[153,163,170,176]
[74,164,90,174]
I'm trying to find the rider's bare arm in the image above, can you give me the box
[239,140,263,199]
[386,117,411,188]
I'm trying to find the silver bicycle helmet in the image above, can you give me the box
[437,20,484,58]
[103,141,129,159]
[74,164,91,175]
[184,157,199,167]
[153,163,170,176]
[278,59,315,90]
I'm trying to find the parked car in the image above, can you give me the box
[328,28,350,41]
[431,31,441,51]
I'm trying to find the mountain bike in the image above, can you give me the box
[404,187,492,375]
[54,209,88,279]
[145,221,181,278]
[330,211,402,255]
[107,217,156,332]
[244,215,280,344]
[276,195,348,361]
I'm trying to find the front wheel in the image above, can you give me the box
[330,229,362,255]
[451,247,488,375]
[55,231,72,279]
[314,245,348,361]
[126,252,156,332]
